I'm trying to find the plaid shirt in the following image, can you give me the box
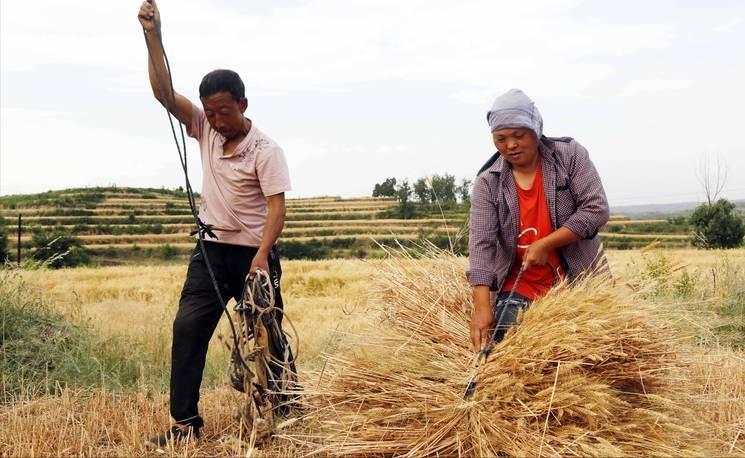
[467,137,609,289]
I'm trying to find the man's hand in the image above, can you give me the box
[138,0,161,33]
[470,286,494,352]
[249,250,269,278]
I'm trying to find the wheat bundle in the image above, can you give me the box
[286,246,711,456]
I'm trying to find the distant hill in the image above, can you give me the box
[611,199,745,218]
[0,186,465,264]
[0,187,695,265]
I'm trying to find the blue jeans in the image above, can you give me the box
[492,291,531,343]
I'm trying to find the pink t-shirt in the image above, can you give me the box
[187,103,291,247]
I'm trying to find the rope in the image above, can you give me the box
[238,270,299,388]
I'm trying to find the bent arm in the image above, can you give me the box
[468,175,500,350]
[248,193,287,276]
[258,193,287,257]
[561,141,609,239]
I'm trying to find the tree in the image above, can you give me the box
[372,178,398,198]
[456,178,472,204]
[429,174,457,203]
[696,155,727,205]
[413,178,431,203]
[394,179,416,219]
[689,199,744,249]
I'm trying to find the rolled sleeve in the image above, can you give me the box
[467,175,498,287]
[561,142,609,239]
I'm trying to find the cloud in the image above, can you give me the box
[2,0,744,203]
[0,107,198,195]
[2,0,673,98]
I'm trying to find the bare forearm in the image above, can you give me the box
[258,201,286,256]
[541,226,580,251]
[143,30,172,107]
[472,285,491,313]
[470,285,494,352]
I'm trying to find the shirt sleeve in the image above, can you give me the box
[560,141,610,239]
[186,103,206,141]
[256,143,292,197]
[467,174,499,287]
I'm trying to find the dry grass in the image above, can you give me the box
[16,259,377,370]
[286,247,741,456]
[2,249,744,456]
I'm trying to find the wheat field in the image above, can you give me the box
[1,248,744,456]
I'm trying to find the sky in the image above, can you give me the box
[1,0,744,206]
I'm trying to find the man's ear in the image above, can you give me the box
[239,97,248,113]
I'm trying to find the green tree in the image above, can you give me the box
[429,174,457,203]
[30,233,90,268]
[395,179,416,219]
[456,178,472,204]
[689,199,745,249]
[372,178,398,197]
[413,178,431,203]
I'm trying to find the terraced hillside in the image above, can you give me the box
[0,187,692,264]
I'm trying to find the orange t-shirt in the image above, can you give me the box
[501,163,563,300]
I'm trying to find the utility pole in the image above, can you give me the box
[17,214,21,265]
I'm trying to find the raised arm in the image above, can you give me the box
[138,0,193,126]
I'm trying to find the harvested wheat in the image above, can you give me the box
[284,246,717,456]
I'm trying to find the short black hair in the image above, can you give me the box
[199,69,245,101]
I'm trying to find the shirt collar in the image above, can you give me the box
[218,119,257,159]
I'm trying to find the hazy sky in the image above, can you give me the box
[1,0,744,205]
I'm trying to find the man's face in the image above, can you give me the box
[200,91,248,139]
[492,128,539,168]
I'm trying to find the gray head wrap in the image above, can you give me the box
[486,88,543,139]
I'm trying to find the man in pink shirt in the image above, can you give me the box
[138,0,294,447]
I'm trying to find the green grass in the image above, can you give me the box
[0,268,155,401]
[605,220,690,235]
[626,251,745,349]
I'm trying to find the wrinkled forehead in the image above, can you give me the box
[200,91,240,110]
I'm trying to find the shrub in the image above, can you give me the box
[160,244,177,260]
[689,199,745,249]
[30,233,90,268]
[278,240,330,260]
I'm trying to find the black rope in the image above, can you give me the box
[142,27,250,373]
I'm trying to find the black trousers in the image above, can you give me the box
[491,291,531,343]
[170,241,287,425]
